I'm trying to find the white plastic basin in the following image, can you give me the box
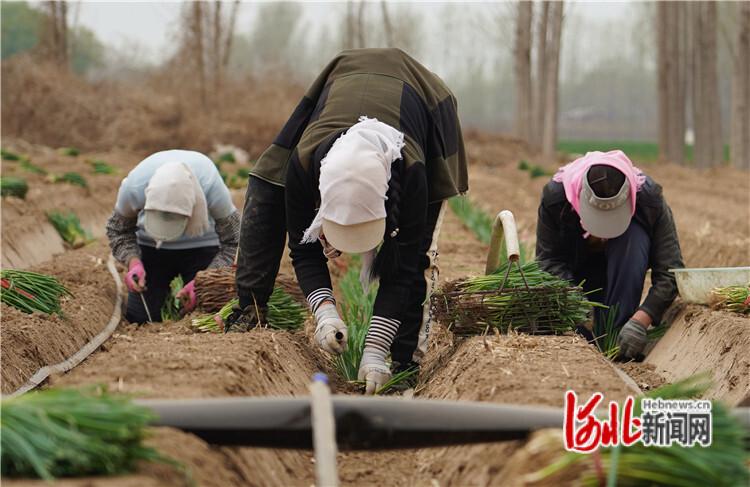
[669,267,750,304]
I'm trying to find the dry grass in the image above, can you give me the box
[1,56,303,156]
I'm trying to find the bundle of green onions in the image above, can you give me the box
[48,171,88,189]
[20,158,46,175]
[160,275,184,321]
[47,211,93,248]
[711,284,750,314]
[89,159,117,175]
[59,147,80,157]
[191,287,306,333]
[432,261,603,335]
[0,387,178,480]
[0,269,72,315]
[1,148,21,160]
[531,376,749,487]
[1,177,29,199]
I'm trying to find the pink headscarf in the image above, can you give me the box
[552,150,645,235]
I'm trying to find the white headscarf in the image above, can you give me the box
[301,116,405,244]
[145,161,210,241]
[301,116,405,291]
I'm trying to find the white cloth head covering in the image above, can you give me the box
[144,161,210,244]
[301,116,405,245]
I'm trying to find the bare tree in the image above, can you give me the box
[541,1,563,157]
[731,2,750,169]
[39,1,69,68]
[357,1,367,48]
[381,1,394,47]
[513,1,533,144]
[191,2,206,108]
[691,2,723,168]
[222,0,241,71]
[657,2,688,165]
[532,1,549,149]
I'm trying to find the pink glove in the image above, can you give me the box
[125,258,146,293]
[176,279,197,312]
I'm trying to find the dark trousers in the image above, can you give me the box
[391,201,444,366]
[235,176,287,308]
[126,245,218,324]
[573,220,651,340]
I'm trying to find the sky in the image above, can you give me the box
[71,1,633,65]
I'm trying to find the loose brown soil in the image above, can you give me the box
[1,242,116,393]
[645,304,750,406]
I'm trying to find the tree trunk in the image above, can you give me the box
[514,1,533,145]
[357,1,366,48]
[731,2,750,170]
[58,1,68,67]
[532,1,549,149]
[381,1,394,47]
[657,2,670,159]
[192,2,206,108]
[658,2,688,165]
[212,1,222,98]
[691,2,723,168]
[222,0,240,70]
[541,1,563,157]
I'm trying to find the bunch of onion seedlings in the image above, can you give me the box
[433,261,603,335]
[711,284,750,314]
[0,387,183,480]
[191,287,306,333]
[0,269,72,315]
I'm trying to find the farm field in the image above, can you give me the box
[2,132,748,486]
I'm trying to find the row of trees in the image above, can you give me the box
[1,1,104,73]
[513,1,564,157]
[513,0,747,168]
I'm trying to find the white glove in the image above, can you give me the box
[358,348,392,395]
[313,303,348,355]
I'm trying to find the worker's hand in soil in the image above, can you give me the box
[313,303,348,354]
[616,318,648,360]
[125,258,146,293]
[223,303,267,333]
[176,279,197,312]
[358,349,391,395]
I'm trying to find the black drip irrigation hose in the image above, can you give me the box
[139,396,564,450]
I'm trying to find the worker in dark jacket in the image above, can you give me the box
[536,150,684,360]
[227,48,468,394]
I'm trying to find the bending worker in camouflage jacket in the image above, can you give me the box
[226,48,468,394]
[536,150,684,360]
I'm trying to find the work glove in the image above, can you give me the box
[125,258,146,293]
[176,279,197,312]
[223,303,267,333]
[314,303,348,354]
[616,318,648,360]
[358,348,391,395]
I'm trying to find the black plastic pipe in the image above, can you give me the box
[137,396,564,450]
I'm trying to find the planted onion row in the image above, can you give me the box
[0,269,72,315]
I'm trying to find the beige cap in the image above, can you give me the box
[143,162,198,242]
[322,218,385,254]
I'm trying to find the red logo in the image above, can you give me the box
[563,391,642,453]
